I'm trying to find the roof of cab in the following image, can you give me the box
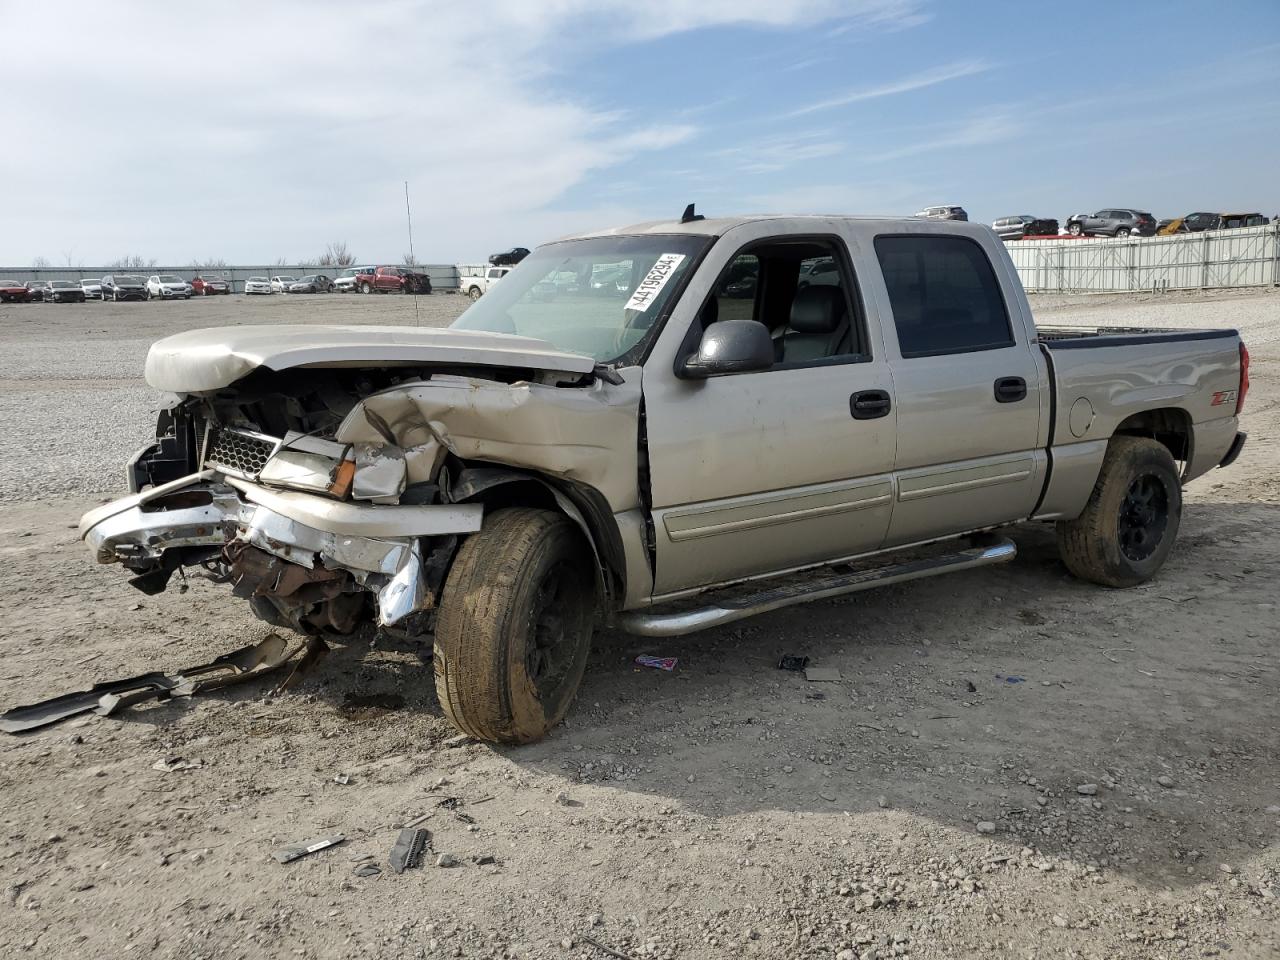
[556,213,958,242]
[554,213,996,247]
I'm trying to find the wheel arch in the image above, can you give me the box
[1112,407,1193,474]
[448,465,627,612]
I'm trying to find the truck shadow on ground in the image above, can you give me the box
[506,500,1279,891]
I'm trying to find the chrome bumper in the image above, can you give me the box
[80,472,482,626]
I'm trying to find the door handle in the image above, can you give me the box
[994,376,1027,403]
[850,389,892,420]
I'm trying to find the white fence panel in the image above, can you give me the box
[1006,224,1280,293]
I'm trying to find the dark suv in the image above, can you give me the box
[100,274,149,301]
[488,247,530,266]
[1065,209,1156,238]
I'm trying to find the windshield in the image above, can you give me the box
[451,235,709,363]
[299,276,316,282]
[276,276,296,282]
[158,275,182,283]
[51,281,75,288]
[118,276,143,284]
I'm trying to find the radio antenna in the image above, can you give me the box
[405,180,420,325]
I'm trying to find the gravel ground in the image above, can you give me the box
[0,288,1276,960]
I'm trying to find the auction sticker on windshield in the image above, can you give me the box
[624,253,686,312]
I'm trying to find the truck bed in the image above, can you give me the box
[1036,325,1239,348]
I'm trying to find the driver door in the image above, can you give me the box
[642,228,897,596]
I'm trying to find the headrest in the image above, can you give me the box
[790,285,845,334]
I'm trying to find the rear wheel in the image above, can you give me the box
[434,508,596,744]
[1056,436,1181,587]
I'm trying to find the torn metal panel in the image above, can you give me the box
[334,374,643,512]
[352,443,407,503]
[1,635,293,734]
[83,487,242,563]
[225,477,481,537]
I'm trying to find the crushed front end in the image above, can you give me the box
[81,381,482,636]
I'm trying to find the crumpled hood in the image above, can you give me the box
[144,324,596,392]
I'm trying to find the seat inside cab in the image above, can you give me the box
[696,239,865,365]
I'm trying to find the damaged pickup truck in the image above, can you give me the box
[80,213,1250,744]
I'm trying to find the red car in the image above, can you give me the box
[190,275,231,296]
[0,280,33,303]
[354,265,432,294]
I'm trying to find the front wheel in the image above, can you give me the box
[468,286,481,301]
[1115,227,1131,238]
[1069,223,1083,236]
[1056,436,1182,587]
[434,508,596,744]
[360,282,371,294]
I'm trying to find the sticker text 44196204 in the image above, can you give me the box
[624,253,686,313]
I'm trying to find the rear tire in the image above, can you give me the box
[1056,436,1181,587]
[434,508,596,744]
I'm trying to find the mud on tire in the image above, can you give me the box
[433,508,596,744]
[1056,436,1182,587]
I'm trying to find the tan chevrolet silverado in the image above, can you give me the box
[80,213,1250,743]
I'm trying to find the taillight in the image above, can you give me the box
[1237,342,1250,414]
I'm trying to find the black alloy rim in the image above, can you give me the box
[1118,474,1169,562]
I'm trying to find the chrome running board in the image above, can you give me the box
[617,537,1016,638]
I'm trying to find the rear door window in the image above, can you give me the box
[874,236,1014,358]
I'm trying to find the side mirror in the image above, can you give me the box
[680,319,774,379]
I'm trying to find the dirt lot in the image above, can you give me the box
[0,289,1276,960]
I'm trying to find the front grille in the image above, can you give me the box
[205,428,277,477]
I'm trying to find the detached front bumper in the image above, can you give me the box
[80,472,482,627]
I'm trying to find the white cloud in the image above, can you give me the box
[785,60,990,117]
[0,0,928,263]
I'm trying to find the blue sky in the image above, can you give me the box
[2,0,1278,264]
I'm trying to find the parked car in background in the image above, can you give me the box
[288,275,335,294]
[270,276,298,294]
[191,274,231,295]
[334,267,372,293]
[1157,211,1270,235]
[80,278,104,299]
[0,279,33,303]
[101,275,149,301]
[489,247,530,266]
[992,215,1060,240]
[796,256,839,289]
[25,281,52,302]
[147,275,192,299]
[1065,209,1156,238]
[45,280,86,303]
[244,277,273,295]
[354,265,432,295]
[459,265,511,300]
[915,205,968,221]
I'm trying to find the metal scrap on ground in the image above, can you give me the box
[388,827,431,874]
[0,634,296,734]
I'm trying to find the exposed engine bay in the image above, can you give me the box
[82,358,641,637]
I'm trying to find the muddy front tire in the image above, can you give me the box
[434,508,596,744]
[1056,436,1182,587]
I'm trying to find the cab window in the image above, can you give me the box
[695,237,866,367]
[874,235,1014,358]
